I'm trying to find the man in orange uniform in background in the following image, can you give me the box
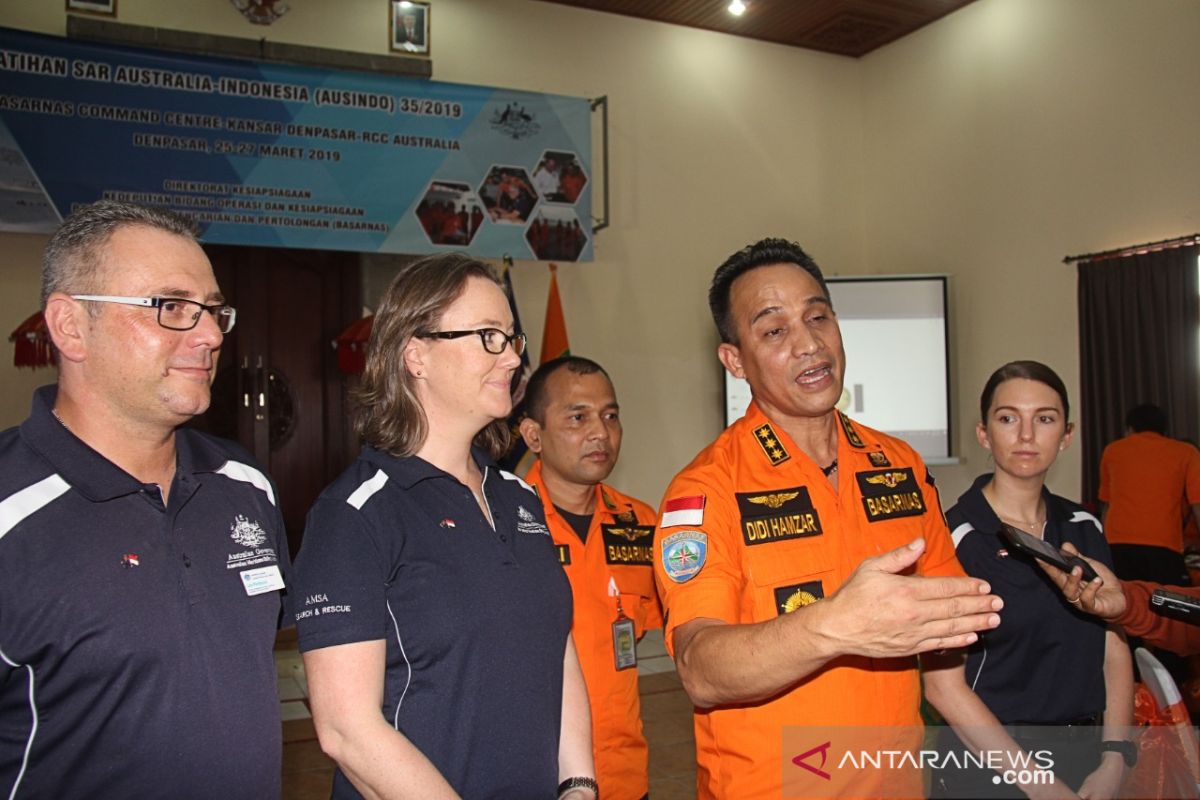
[1100,403,1200,587]
[654,238,1005,799]
[520,356,662,800]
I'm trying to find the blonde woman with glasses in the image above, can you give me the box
[292,253,597,800]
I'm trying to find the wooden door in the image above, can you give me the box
[196,245,361,559]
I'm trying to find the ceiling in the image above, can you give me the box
[530,0,978,58]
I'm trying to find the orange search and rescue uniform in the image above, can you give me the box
[526,460,663,800]
[654,403,966,800]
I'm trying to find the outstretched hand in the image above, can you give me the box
[1035,542,1126,621]
[812,538,1003,659]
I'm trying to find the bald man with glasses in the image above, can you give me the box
[0,201,291,799]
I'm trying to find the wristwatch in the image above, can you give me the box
[557,776,600,799]
[1100,739,1137,767]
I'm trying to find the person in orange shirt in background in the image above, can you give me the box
[520,356,662,800]
[654,237,1005,800]
[1100,403,1200,587]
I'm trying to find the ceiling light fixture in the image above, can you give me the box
[728,0,747,16]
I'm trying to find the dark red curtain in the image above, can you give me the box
[1078,244,1200,507]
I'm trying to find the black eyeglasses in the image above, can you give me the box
[71,295,237,333]
[417,328,527,356]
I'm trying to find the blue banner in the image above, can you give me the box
[0,27,593,260]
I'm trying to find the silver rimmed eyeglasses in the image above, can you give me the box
[71,295,237,333]
[416,328,527,356]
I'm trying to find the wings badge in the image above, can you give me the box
[864,471,909,489]
[745,491,801,510]
[607,527,650,542]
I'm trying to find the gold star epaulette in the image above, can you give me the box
[753,422,790,466]
[838,411,866,449]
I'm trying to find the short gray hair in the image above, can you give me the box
[42,200,199,306]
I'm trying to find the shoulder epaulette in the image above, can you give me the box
[752,422,791,466]
[838,412,866,449]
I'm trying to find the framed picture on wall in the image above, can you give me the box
[66,0,116,15]
[390,1,430,56]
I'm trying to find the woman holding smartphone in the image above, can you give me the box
[923,360,1133,799]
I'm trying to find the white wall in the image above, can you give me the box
[2,0,1198,509]
[860,0,1200,503]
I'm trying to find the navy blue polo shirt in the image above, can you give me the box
[293,445,572,800]
[947,473,1113,724]
[0,386,290,800]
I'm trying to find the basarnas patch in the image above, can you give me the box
[602,524,654,565]
[661,530,707,583]
[856,468,926,522]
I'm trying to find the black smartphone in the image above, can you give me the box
[999,523,1099,582]
[1150,588,1200,623]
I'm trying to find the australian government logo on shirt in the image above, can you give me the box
[516,505,550,536]
[225,514,284,596]
[226,514,277,570]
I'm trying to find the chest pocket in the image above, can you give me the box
[605,523,658,630]
[746,537,834,619]
[737,486,833,618]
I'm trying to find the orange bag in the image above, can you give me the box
[1124,649,1200,799]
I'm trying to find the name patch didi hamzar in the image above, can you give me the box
[736,486,823,546]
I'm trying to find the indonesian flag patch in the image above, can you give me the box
[662,494,705,528]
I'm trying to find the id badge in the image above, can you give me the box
[240,564,285,596]
[612,616,637,671]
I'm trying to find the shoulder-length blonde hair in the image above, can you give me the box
[354,253,512,460]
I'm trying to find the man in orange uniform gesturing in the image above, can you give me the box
[654,238,1005,799]
[520,356,662,800]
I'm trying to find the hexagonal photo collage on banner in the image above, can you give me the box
[415,181,486,246]
[414,149,590,260]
